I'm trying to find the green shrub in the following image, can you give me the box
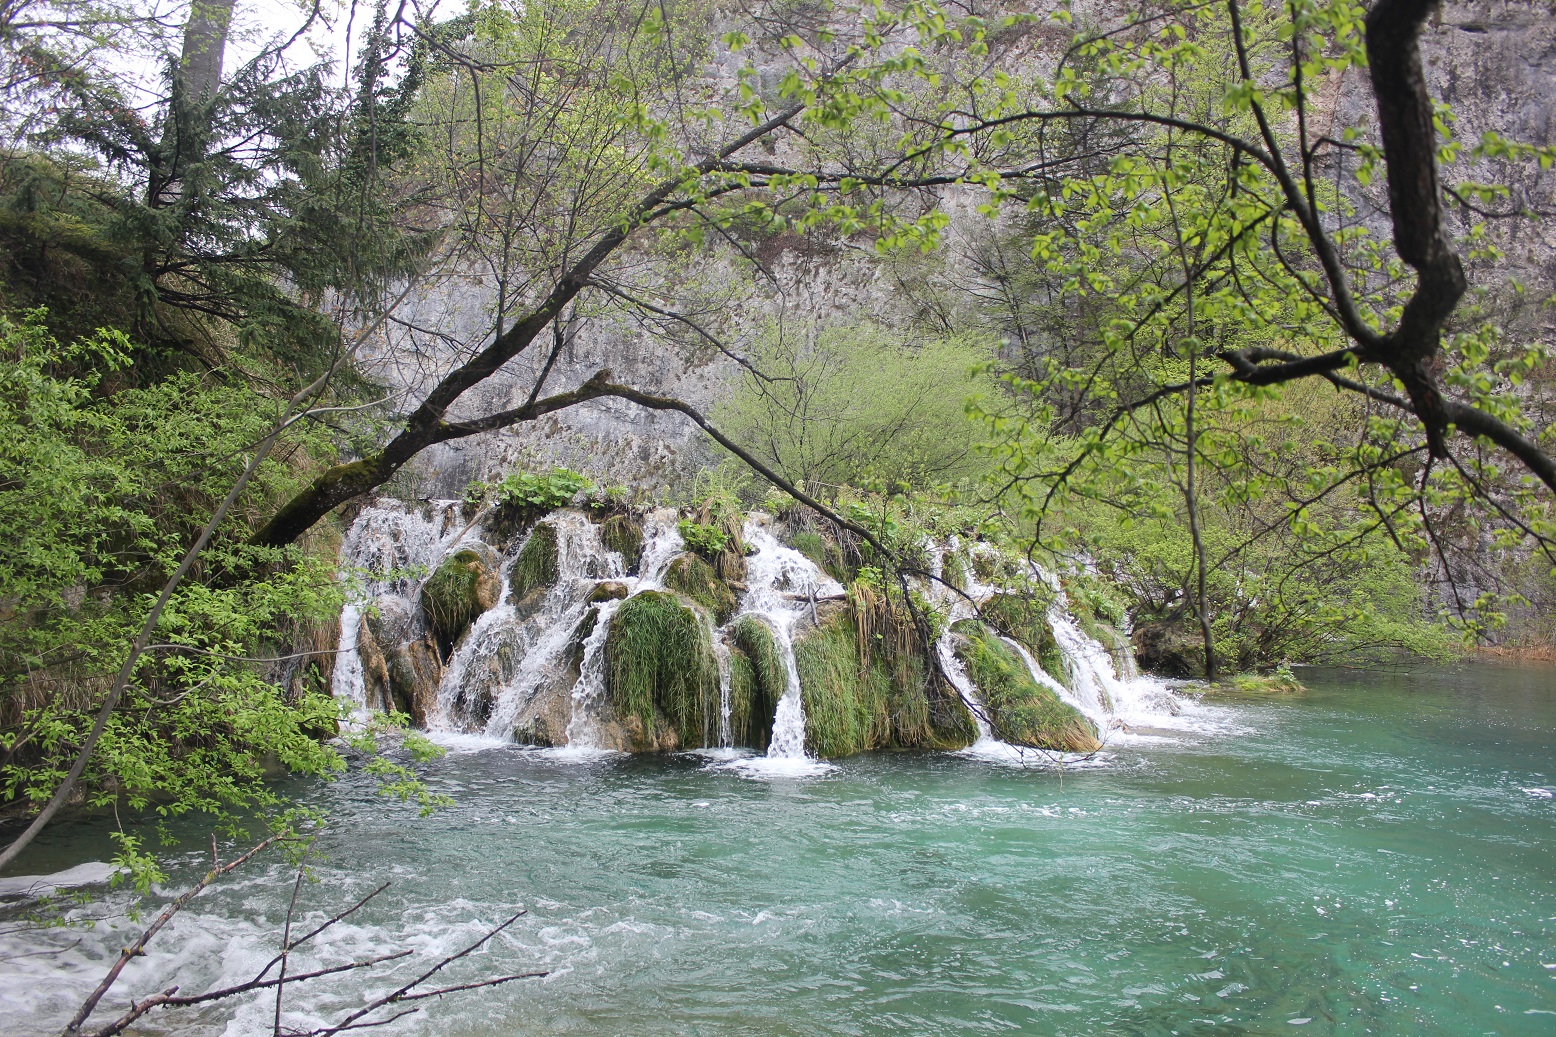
[953,620,1100,752]
[605,591,719,747]
[664,553,738,624]
[677,519,730,557]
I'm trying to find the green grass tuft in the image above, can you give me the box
[422,549,493,650]
[663,552,738,624]
[605,590,719,747]
[953,620,1100,752]
[730,616,785,749]
[509,522,559,605]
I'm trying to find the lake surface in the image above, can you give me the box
[3,662,1554,1036]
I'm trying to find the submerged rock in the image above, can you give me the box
[952,620,1100,753]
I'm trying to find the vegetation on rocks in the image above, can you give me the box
[952,621,1100,754]
[600,514,644,573]
[422,550,498,653]
[509,523,560,612]
[729,617,784,750]
[663,553,739,625]
[605,591,718,749]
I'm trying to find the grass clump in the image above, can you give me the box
[795,614,892,757]
[980,593,1065,687]
[600,513,643,572]
[730,616,785,749]
[791,609,976,756]
[422,549,496,652]
[952,620,1100,753]
[509,521,559,607]
[791,530,849,583]
[664,552,738,624]
[1226,665,1305,695]
[605,590,719,747]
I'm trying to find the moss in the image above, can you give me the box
[795,614,892,758]
[953,620,1100,753]
[663,552,738,624]
[600,513,643,572]
[509,521,559,611]
[980,593,1065,687]
[422,549,496,652]
[605,590,719,748]
[730,616,785,749]
[588,581,629,603]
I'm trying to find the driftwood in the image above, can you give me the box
[61,839,546,1037]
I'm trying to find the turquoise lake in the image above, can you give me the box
[2,662,1553,1036]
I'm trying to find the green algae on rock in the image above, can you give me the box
[663,552,738,624]
[422,548,499,652]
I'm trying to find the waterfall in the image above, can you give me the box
[563,598,621,749]
[330,499,472,714]
[333,496,1231,766]
[737,522,842,769]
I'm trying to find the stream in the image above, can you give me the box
[2,662,1553,1035]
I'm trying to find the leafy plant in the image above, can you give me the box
[677,519,730,557]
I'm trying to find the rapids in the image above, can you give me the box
[2,663,1553,1036]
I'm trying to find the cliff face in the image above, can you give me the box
[366,1,1556,501]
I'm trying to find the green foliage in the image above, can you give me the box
[663,553,738,625]
[716,322,997,495]
[509,523,560,605]
[605,590,719,747]
[729,616,785,749]
[952,621,1099,753]
[473,466,593,511]
[677,520,730,557]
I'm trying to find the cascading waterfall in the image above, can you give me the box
[331,499,473,710]
[332,498,1232,766]
[740,523,843,765]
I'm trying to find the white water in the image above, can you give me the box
[331,500,1232,768]
[722,522,842,776]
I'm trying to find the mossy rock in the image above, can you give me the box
[600,513,643,573]
[605,590,719,748]
[663,552,738,624]
[588,581,629,603]
[792,613,974,757]
[422,549,499,653]
[980,593,1065,688]
[952,620,1100,753]
[729,616,786,749]
[509,522,560,615]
